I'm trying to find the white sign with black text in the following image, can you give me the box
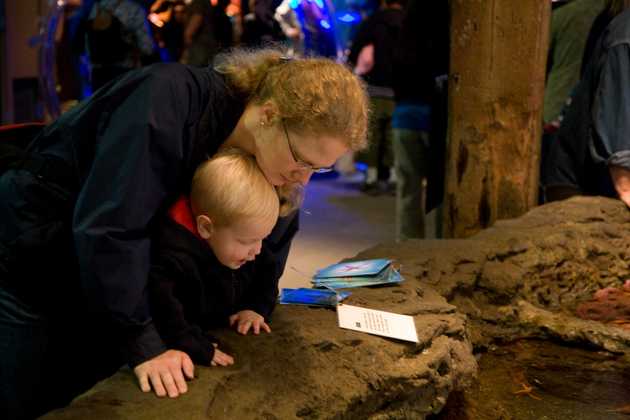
[337,304,419,343]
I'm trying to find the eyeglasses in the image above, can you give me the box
[281,120,334,174]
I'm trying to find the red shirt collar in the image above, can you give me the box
[168,196,202,239]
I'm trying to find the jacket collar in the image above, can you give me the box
[168,196,203,240]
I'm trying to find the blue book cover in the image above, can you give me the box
[312,267,403,289]
[279,288,351,307]
[314,259,391,279]
[313,264,392,284]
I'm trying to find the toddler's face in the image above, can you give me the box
[206,215,276,269]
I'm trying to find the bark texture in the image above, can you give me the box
[444,0,550,238]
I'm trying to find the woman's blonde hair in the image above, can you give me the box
[191,148,280,226]
[215,48,369,151]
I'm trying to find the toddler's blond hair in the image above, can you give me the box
[191,148,280,227]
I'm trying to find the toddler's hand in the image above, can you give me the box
[133,349,194,398]
[229,310,271,335]
[211,343,234,366]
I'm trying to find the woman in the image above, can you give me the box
[0,49,368,419]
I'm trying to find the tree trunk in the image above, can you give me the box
[443,0,550,238]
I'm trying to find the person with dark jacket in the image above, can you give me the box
[543,6,630,207]
[85,0,156,90]
[0,49,369,419]
[391,0,449,240]
[348,0,405,192]
[581,0,630,77]
[182,0,233,66]
[149,149,283,367]
[543,0,607,125]
[241,0,284,47]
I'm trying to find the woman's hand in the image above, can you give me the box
[229,310,271,335]
[133,349,195,398]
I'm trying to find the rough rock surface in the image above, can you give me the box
[44,283,477,419]
[46,196,630,419]
[357,196,630,356]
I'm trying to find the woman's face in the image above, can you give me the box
[254,122,349,187]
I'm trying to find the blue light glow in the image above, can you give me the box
[338,12,358,23]
[313,0,324,8]
[319,19,331,29]
[289,0,300,9]
[355,162,368,172]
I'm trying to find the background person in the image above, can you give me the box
[543,5,630,207]
[539,0,607,187]
[84,0,157,90]
[348,0,405,194]
[149,0,188,62]
[274,0,303,57]
[182,0,233,66]
[543,0,607,126]
[391,0,449,240]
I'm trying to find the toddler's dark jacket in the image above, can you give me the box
[149,197,294,365]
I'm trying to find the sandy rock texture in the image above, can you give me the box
[43,282,476,419]
[46,196,629,419]
[358,196,630,354]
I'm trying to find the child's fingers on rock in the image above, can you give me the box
[214,353,229,366]
[262,322,271,333]
[182,356,195,379]
[239,321,251,335]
